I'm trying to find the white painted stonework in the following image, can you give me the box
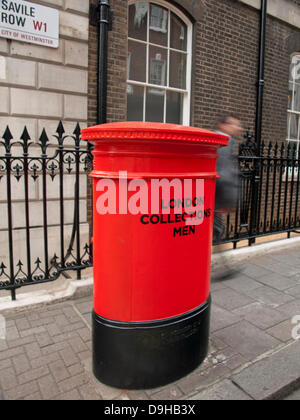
[0,0,89,135]
[239,0,300,30]
[0,0,90,271]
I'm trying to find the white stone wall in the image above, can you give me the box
[0,0,90,273]
[239,0,300,29]
[0,0,89,138]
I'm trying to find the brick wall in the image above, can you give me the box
[191,0,295,144]
[192,0,259,134]
[88,0,299,143]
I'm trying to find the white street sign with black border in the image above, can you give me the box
[0,0,59,48]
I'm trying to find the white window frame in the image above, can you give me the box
[127,0,192,125]
[287,54,300,151]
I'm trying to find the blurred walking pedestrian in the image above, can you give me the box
[212,113,243,281]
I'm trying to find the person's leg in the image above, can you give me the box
[212,212,238,282]
[213,213,225,243]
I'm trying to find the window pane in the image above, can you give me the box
[146,88,164,122]
[169,51,186,89]
[288,81,294,110]
[290,63,295,82]
[128,3,148,41]
[149,46,168,86]
[149,4,168,47]
[294,84,300,112]
[291,56,300,83]
[128,40,146,82]
[170,12,187,51]
[288,113,299,140]
[166,91,183,124]
[127,84,144,121]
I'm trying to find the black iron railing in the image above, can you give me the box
[214,132,300,246]
[1,123,300,300]
[0,122,93,300]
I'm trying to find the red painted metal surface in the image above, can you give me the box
[82,122,228,322]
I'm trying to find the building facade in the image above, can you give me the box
[88,0,300,146]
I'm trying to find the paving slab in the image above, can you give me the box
[221,275,263,293]
[1,240,300,400]
[244,286,295,307]
[232,340,300,400]
[233,303,290,330]
[285,285,300,298]
[210,304,242,333]
[253,272,299,291]
[238,262,273,279]
[266,319,296,343]
[269,254,300,267]
[276,300,300,318]
[189,379,252,400]
[284,387,300,400]
[213,320,281,360]
[253,258,300,278]
[211,288,256,311]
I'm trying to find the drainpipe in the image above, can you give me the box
[255,0,267,152]
[249,0,267,245]
[97,0,111,124]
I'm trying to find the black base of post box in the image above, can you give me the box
[92,297,211,390]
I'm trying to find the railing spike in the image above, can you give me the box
[21,126,30,142]
[3,125,13,141]
[56,120,65,136]
[2,126,14,154]
[73,122,81,137]
[267,141,272,157]
[73,122,81,148]
[55,121,66,148]
[21,126,32,154]
[39,128,49,154]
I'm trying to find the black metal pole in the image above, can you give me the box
[97,0,110,124]
[248,0,268,244]
[255,0,267,152]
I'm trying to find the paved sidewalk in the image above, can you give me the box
[0,243,300,400]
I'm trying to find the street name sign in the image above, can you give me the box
[0,0,59,48]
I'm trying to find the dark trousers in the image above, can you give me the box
[213,212,225,242]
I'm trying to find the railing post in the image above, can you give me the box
[21,128,32,283]
[2,127,16,300]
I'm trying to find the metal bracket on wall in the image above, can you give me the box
[89,4,113,30]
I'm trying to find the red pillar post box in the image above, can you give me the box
[81,122,228,389]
